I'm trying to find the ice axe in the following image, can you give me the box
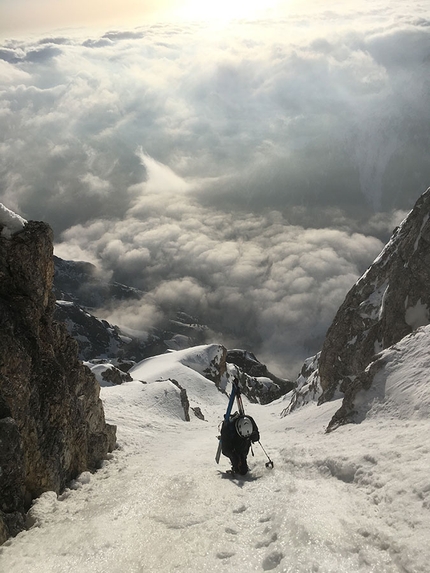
[258,441,274,469]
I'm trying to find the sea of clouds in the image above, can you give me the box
[1,1,429,376]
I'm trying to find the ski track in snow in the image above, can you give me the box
[1,346,430,573]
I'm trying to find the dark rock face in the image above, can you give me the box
[169,379,191,422]
[54,298,172,363]
[316,188,430,427]
[53,255,143,309]
[0,221,116,544]
[226,349,294,404]
[0,417,25,538]
[100,365,133,385]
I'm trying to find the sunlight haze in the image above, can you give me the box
[172,0,283,21]
[1,0,289,38]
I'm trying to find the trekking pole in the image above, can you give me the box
[258,441,274,469]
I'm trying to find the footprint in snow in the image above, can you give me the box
[262,550,284,571]
[259,515,272,523]
[225,527,238,535]
[232,504,247,514]
[216,551,235,559]
[255,532,278,548]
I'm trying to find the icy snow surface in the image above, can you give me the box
[1,340,430,573]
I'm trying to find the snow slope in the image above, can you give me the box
[1,338,430,573]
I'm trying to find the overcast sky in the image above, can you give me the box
[1,1,430,376]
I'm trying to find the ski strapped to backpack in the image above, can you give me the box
[235,383,245,417]
[215,378,274,469]
[215,378,240,464]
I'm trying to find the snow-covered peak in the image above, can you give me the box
[127,344,230,420]
[0,203,27,238]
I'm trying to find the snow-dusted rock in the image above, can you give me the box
[226,349,294,404]
[328,324,430,431]
[281,353,322,416]
[317,187,430,415]
[0,203,27,238]
[86,362,133,387]
[284,187,430,428]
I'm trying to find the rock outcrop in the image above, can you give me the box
[321,188,430,417]
[226,350,294,404]
[280,353,321,416]
[286,187,430,428]
[0,218,116,544]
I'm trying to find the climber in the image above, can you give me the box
[220,410,260,475]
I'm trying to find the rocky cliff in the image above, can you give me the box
[284,187,430,429]
[0,216,116,544]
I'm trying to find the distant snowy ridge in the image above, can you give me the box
[89,344,260,422]
[129,345,231,421]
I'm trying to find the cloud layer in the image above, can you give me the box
[56,153,386,376]
[1,3,429,375]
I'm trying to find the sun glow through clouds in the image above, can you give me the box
[174,0,283,21]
